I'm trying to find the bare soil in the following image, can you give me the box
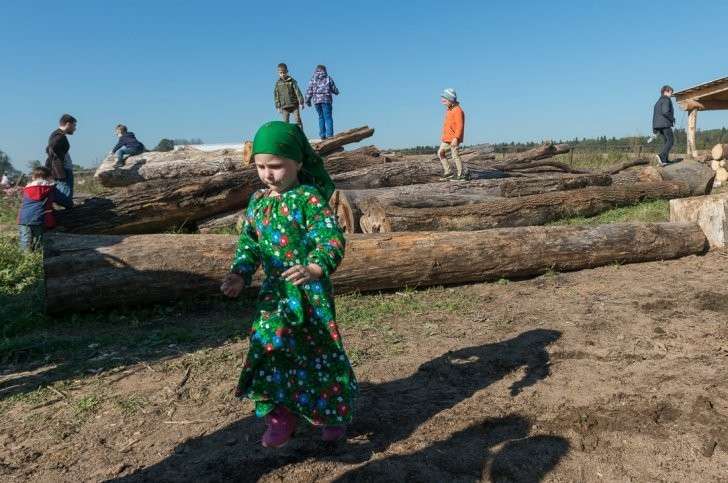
[2,251,728,482]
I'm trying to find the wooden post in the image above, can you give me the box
[687,108,698,158]
[638,145,642,158]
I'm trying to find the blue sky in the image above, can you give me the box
[1,0,727,171]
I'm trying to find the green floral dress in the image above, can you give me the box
[231,184,357,426]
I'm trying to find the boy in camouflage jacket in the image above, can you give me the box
[274,63,305,130]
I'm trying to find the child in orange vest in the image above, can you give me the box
[438,88,467,180]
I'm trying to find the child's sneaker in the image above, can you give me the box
[440,172,455,180]
[262,406,296,448]
[322,426,346,442]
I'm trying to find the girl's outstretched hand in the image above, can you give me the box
[221,273,244,298]
[282,264,323,286]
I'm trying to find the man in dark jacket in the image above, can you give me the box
[45,113,77,198]
[652,85,675,166]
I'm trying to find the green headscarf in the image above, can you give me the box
[251,121,335,200]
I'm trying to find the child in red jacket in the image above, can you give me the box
[17,167,73,251]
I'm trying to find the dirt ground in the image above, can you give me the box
[2,250,728,482]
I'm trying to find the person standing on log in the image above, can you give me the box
[652,85,675,167]
[17,167,73,251]
[220,121,357,448]
[111,124,145,168]
[305,65,339,140]
[438,88,467,180]
[274,63,305,131]
[45,114,77,198]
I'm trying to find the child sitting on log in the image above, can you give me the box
[221,121,357,448]
[438,88,467,180]
[17,166,73,251]
[111,124,145,168]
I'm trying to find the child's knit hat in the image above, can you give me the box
[441,88,457,102]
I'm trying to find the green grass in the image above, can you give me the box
[548,199,669,226]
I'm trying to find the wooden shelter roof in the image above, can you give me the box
[674,76,728,110]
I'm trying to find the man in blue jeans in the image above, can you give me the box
[45,113,77,198]
[305,65,339,139]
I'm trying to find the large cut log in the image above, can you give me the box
[332,158,508,190]
[331,173,613,233]
[711,144,728,161]
[670,192,728,248]
[94,148,242,188]
[360,182,691,233]
[60,147,390,234]
[311,126,375,156]
[95,127,376,188]
[637,160,714,195]
[474,144,572,171]
[44,223,707,313]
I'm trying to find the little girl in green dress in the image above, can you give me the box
[221,121,357,448]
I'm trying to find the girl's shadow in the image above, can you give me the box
[113,328,563,482]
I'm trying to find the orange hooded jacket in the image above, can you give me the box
[441,104,465,144]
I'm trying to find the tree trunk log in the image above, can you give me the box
[360,182,692,233]
[95,128,376,188]
[479,144,571,170]
[311,126,375,156]
[331,173,612,233]
[711,143,728,161]
[197,209,246,233]
[60,147,389,234]
[332,159,509,190]
[44,222,706,313]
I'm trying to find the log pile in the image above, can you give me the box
[44,223,707,313]
[358,182,692,233]
[710,143,728,186]
[59,128,378,234]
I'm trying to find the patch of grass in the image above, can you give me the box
[548,199,669,226]
[0,233,45,338]
[115,394,148,416]
[73,394,101,417]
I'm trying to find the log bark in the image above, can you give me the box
[332,159,509,190]
[197,209,245,234]
[331,173,612,233]
[95,127,376,188]
[44,223,707,313]
[311,126,375,156]
[60,147,389,234]
[481,144,572,171]
[360,182,692,233]
[652,160,715,196]
[711,143,728,161]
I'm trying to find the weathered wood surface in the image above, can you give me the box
[311,126,375,156]
[197,209,246,234]
[95,127,376,188]
[332,159,509,190]
[331,173,613,233]
[670,193,728,248]
[711,143,728,161]
[61,147,389,234]
[44,222,707,313]
[612,160,715,196]
[360,182,692,233]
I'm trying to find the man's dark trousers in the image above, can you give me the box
[656,127,673,163]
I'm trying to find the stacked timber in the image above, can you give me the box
[59,128,377,234]
[710,144,728,186]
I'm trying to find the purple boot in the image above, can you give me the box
[262,406,297,448]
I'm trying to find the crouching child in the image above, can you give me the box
[17,167,73,251]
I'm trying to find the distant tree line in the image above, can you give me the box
[394,127,728,155]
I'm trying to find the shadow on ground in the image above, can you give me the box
[113,328,568,482]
